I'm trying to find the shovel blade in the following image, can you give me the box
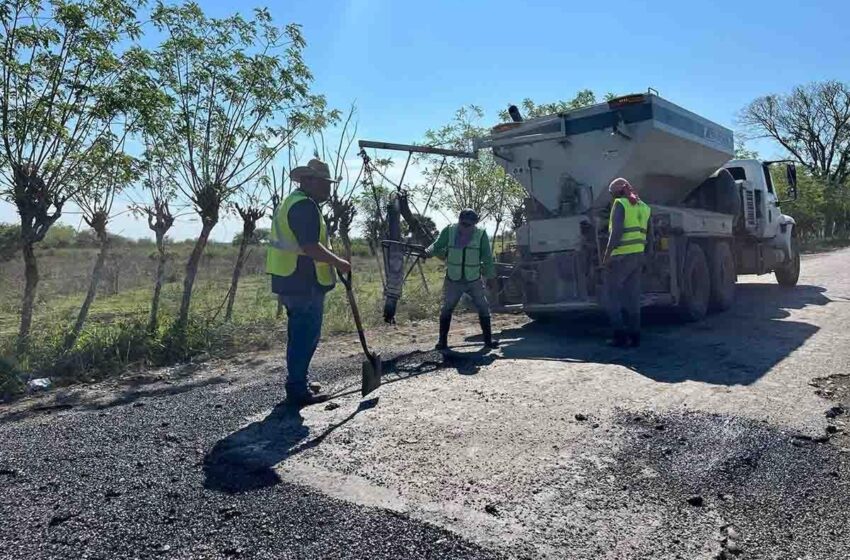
[361,353,382,397]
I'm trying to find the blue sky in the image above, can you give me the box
[2,0,848,241]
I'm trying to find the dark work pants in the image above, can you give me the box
[604,254,644,334]
[278,290,325,400]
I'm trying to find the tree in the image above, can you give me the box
[734,141,759,160]
[740,81,850,238]
[355,155,394,252]
[312,103,357,258]
[0,0,156,352]
[421,105,524,240]
[135,130,180,333]
[223,179,266,323]
[232,227,268,246]
[739,81,850,186]
[151,2,329,335]
[64,139,139,350]
[497,89,615,121]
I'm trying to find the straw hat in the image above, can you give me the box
[290,159,340,184]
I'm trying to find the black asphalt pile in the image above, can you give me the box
[610,409,850,559]
[0,352,504,560]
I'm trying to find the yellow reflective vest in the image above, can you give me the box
[609,198,651,257]
[266,190,335,287]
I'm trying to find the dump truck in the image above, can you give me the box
[471,92,800,321]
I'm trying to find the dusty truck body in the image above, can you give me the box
[473,93,801,321]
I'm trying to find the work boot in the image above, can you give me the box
[435,314,451,351]
[607,330,628,348]
[480,315,499,349]
[285,392,330,408]
[628,332,641,348]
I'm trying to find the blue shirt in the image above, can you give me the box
[271,195,333,296]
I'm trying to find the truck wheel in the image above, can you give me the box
[775,239,801,287]
[709,241,736,311]
[678,243,710,321]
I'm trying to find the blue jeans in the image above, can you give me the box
[279,290,325,400]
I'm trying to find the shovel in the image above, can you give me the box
[338,270,382,396]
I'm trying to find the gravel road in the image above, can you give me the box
[2,248,850,559]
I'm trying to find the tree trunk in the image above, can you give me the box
[65,232,109,350]
[17,242,39,355]
[224,234,250,323]
[176,221,215,333]
[148,230,168,333]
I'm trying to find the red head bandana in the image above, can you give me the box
[608,177,640,205]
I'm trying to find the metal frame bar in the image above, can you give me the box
[358,140,477,159]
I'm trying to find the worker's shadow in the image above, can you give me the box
[203,398,378,494]
[490,284,831,386]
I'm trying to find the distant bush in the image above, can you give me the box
[42,224,77,248]
[0,223,21,262]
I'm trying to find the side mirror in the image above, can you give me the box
[785,164,798,201]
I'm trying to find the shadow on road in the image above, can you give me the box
[203,398,378,494]
[490,284,831,386]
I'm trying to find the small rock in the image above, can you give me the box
[484,504,500,516]
[324,402,340,411]
[826,425,839,434]
[591,423,600,429]
[157,544,171,554]
[309,382,322,393]
[219,507,241,520]
[828,471,840,478]
[105,488,122,498]
[726,527,741,541]
[164,432,180,443]
[27,378,52,392]
[132,401,145,408]
[223,546,243,556]
[687,495,704,507]
[826,405,846,419]
[726,539,742,554]
[654,423,666,431]
[574,413,588,422]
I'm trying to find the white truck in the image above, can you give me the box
[475,92,800,321]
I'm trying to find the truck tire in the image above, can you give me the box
[709,241,736,311]
[678,243,710,322]
[775,238,801,287]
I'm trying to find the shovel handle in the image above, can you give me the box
[338,269,353,290]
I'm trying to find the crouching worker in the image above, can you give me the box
[267,159,351,407]
[601,177,652,348]
[425,208,499,351]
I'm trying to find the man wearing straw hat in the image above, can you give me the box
[267,159,351,407]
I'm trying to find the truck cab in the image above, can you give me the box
[722,159,798,277]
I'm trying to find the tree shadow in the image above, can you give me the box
[493,284,831,386]
[203,398,379,494]
[0,375,230,425]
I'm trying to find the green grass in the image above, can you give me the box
[0,250,444,400]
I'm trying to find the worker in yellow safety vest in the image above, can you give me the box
[601,177,653,348]
[266,159,351,407]
[425,208,498,351]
